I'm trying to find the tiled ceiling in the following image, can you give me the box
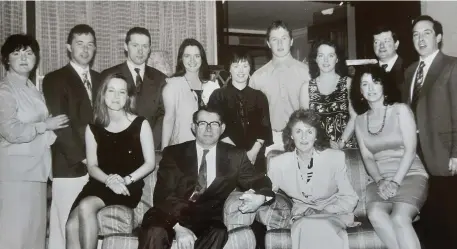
[227,1,339,31]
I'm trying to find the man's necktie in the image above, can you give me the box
[381,64,388,71]
[189,149,209,202]
[134,68,143,93]
[410,61,426,111]
[82,71,92,102]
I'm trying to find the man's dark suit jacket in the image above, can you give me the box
[42,64,101,178]
[143,141,275,229]
[384,56,405,101]
[101,62,167,149]
[403,52,457,176]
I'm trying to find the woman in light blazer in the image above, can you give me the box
[0,34,68,249]
[268,109,359,249]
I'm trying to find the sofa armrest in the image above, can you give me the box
[257,190,293,230]
[97,205,134,236]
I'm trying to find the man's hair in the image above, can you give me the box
[192,106,223,125]
[372,25,398,42]
[266,20,292,40]
[412,15,443,37]
[66,24,96,46]
[125,27,151,45]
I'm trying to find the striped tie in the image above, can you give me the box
[82,71,92,102]
[410,61,426,111]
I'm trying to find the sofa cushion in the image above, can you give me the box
[101,234,178,249]
[97,205,134,236]
[347,217,387,249]
[343,149,372,218]
[133,151,162,227]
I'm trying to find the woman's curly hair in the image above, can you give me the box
[282,109,330,152]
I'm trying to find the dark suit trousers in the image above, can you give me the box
[138,207,228,249]
[414,175,457,249]
[415,139,457,248]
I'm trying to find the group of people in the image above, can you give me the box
[0,14,456,249]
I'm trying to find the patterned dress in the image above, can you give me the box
[308,76,357,148]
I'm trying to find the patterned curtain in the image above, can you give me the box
[0,1,26,78]
[35,0,217,77]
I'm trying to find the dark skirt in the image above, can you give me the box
[70,177,144,212]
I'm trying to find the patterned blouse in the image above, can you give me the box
[308,76,357,148]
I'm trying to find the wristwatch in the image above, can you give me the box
[126,174,135,184]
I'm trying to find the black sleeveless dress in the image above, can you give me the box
[308,76,357,148]
[71,116,146,211]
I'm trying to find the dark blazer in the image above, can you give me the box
[143,141,275,229]
[384,56,405,101]
[101,62,167,149]
[403,52,457,176]
[42,64,101,178]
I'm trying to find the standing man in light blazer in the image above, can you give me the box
[101,27,167,149]
[42,24,101,249]
[403,15,457,249]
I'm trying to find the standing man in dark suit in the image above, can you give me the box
[101,27,167,149]
[138,107,274,249]
[373,26,405,101]
[403,15,457,249]
[42,24,101,249]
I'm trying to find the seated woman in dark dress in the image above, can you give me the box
[207,50,273,175]
[65,73,155,249]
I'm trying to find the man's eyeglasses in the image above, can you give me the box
[195,121,222,129]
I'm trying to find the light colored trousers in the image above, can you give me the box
[0,181,47,249]
[48,174,88,249]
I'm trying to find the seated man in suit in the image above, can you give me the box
[372,25,405,101]
[138,107,275,249]
[101,27,167,149]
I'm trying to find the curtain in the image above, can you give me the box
[35,0,217,77]
[0,1,26,78]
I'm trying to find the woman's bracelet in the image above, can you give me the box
[390,180,400,187]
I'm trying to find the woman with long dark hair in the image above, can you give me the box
[299,40,357,149]
[66,73,155,249]
[161,38,219,149]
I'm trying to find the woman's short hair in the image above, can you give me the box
[226,50,254,85]
[282,109,330,152]
[93,73,136,127]
[1,34,40,71]
[173,38,210,82]
[308,39,347,79]
[350,64,401,115]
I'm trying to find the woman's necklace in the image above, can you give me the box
[184,75,202,105]
[367,105,388,136]
[296,153,314,184]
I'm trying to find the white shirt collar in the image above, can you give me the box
[126,60,145,81]
[70,61,90,81]
[378,54,398,72]
[196,142,217,159]
[419,49,439,67]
